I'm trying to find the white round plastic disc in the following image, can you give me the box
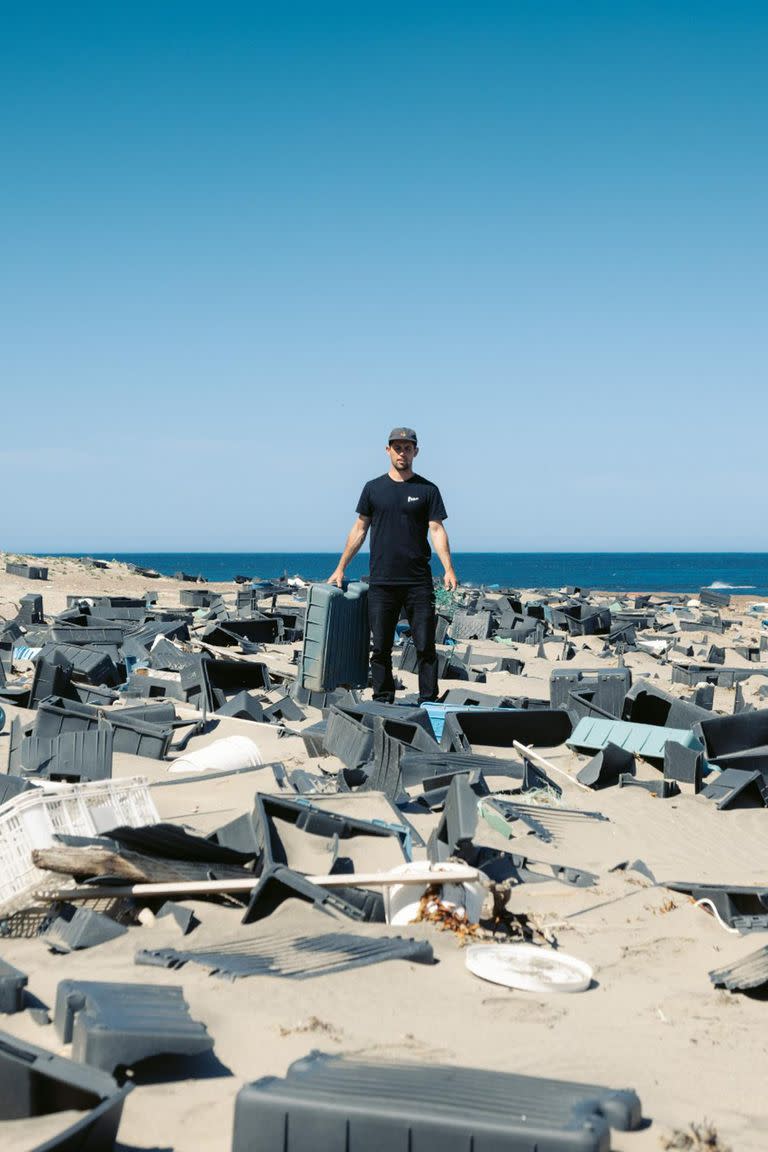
[465,943,593,993]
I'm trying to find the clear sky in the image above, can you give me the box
[2,1,766,552]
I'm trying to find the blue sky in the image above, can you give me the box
[2,2,766,552]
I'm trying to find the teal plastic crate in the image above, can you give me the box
[299,583,369,692]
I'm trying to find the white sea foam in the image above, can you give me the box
[706,581,755,590]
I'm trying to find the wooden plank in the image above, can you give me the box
[512,740,592,793]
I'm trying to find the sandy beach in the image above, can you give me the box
[0,553,766,1152]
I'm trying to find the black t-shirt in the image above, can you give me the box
[356,473,448,585]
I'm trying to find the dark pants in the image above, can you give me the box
[367,583,438,704]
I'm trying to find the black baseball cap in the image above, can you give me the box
[388,427,418,444]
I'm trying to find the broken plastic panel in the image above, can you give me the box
[290,683,354,710]
[694,709,768,761]
[672,664,767,688]
[617,775,679,798]
[710,944,768,992]
[576,743,636,789]
[663,742,704,792]
[344,718,405,801]
[122,620,190,665]
[339,700,433,734]
[447,609,493,641]
[467,846,598,888]
[0,773,35,805]
[216,691,265,722]
[252,794,410,877]
[667,882,768,932]
[323,707,373,769]
[18,593,44,624]
[0,1029,130,1148]
[50,621,126,647]
[427,773,480,861]
[203,618,281,646]
[126,668,190,703]
[700,768,768,809]
[44,906,128,952]
[0,958,27,1013]
[699,587,731,608]
[438,689,520,708]
[621,681,712,729]
[102,822,257,873]
[241,864,385,924]
[39,641,121,688]
[208,813,262,859]
[441,707,572,752]
[29,655,77,709]
[693,683,715,710]
[138,926,432,980]
[232,1050,642,1152]
[479,799,608,844]
[157,902,199,935]
[149,636,200,674]
[568,717,702,763]
[180,588,219,608]
[202,658,271,711]
[54,980,213,1073]
[399,749,546,792]
[261,694,305,723]
[34,697,172,759]
[300,719,327,758]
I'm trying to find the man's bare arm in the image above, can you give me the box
[429,520,458,590]
[328,516,371,587]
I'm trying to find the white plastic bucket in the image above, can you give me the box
[168,735,262,774]
[384,861,486,926]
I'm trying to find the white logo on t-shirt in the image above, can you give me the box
[407,496,419,502]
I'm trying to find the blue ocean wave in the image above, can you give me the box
[39,552,768,597]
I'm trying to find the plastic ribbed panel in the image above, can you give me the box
[710,944,768,991]
[54,980,213,1072]
[233,1051,642,1152]
[137,929,432,979]
[567,717,702,761]
[299,583,369,692]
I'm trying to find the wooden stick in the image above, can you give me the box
[35,865,484,903]
[511,741,592,793]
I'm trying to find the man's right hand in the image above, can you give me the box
[327,568,345,588]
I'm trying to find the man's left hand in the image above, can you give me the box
[443,569,458,591]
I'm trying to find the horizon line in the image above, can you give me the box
[9,549,768,558]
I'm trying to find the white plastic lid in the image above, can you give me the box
[465,943,593,993]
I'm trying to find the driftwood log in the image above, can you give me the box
[32,846,253,883]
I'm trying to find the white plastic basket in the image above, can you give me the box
[0,776,159,921]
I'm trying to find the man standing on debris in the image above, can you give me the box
[329,427,458,704]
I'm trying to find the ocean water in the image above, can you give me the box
[47,552,768,597]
